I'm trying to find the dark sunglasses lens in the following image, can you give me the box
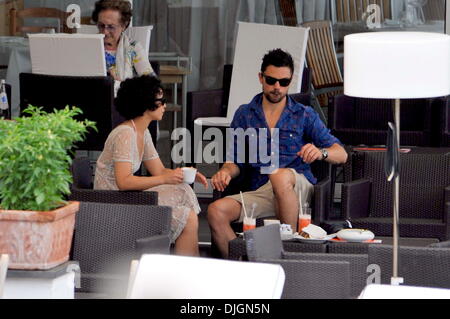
[264,76,277,85]
[264,76,291,87]
[278,79,291,87]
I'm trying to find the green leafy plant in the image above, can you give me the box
[0,105,96,211]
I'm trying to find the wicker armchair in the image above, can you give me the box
[68,157,158,206]
[328,95,435,147]
[244,225,362,299]
[341,149,450,240]
[368,244,450,289]
[73,202,171,297]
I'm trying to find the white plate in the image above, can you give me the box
[281,233,294,241]
[292,233,335,244]
[337,229,375,242]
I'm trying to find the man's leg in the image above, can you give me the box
[269,169,298,232]
[207,198,242,258]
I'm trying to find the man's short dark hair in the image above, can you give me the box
[261,49,294,75]
[115,75,163,120]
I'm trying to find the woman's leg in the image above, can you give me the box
[174,210,199,256]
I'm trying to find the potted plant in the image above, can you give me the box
[0,106,95,270]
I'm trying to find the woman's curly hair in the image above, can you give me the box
[115,75,163,120]
[92,0,132,28]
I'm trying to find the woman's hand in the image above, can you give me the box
[162,168,184,185]
[195,172,209,189]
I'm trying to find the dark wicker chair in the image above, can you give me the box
[328,95,435,147]
[341,149,450,240]
[368,244,450,289]
[68,157,158,205]
[244,225,359,299]
[72,202,171,297]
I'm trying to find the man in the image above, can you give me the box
[207,49,348,258]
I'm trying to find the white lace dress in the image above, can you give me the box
[94,125,201,243]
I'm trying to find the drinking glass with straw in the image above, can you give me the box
[241,191,256,231]
[298,199,311,233]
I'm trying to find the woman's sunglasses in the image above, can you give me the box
[262,74,292,87]
[154,98,167,106]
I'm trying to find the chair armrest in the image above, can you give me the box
[135,235,171,256]
[69,188,158,205]
[341,179,372,219]
[313,177,332,224]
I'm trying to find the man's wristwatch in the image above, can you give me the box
[320,148,329,161]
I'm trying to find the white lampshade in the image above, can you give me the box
[344,32,450,99]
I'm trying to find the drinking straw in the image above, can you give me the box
[240,191,248,219]
[299,193,304,216]
[250,203,257,219]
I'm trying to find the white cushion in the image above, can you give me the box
[29,33,106,76]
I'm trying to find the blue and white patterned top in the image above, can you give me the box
[228,93,341,190]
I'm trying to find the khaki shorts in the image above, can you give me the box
[227,169,314,222]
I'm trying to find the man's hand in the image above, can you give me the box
[211,170,232,192]
[297,144,323,164]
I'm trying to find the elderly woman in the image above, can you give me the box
[92,0,155,83]
[94,75,208,256]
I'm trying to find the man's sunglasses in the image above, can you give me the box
[262,74,292,87]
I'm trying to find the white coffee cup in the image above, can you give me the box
[182,167,197,184]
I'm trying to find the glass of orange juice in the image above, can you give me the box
[243,216,256,232]
[298,207,311,232]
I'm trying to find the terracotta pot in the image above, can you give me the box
[0,201,79,270]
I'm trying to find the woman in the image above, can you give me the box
[94,75,208,256]
[92,0,155,83]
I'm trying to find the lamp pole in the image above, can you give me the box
[391,99,403,286]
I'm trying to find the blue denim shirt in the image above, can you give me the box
[228,93,341,190]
